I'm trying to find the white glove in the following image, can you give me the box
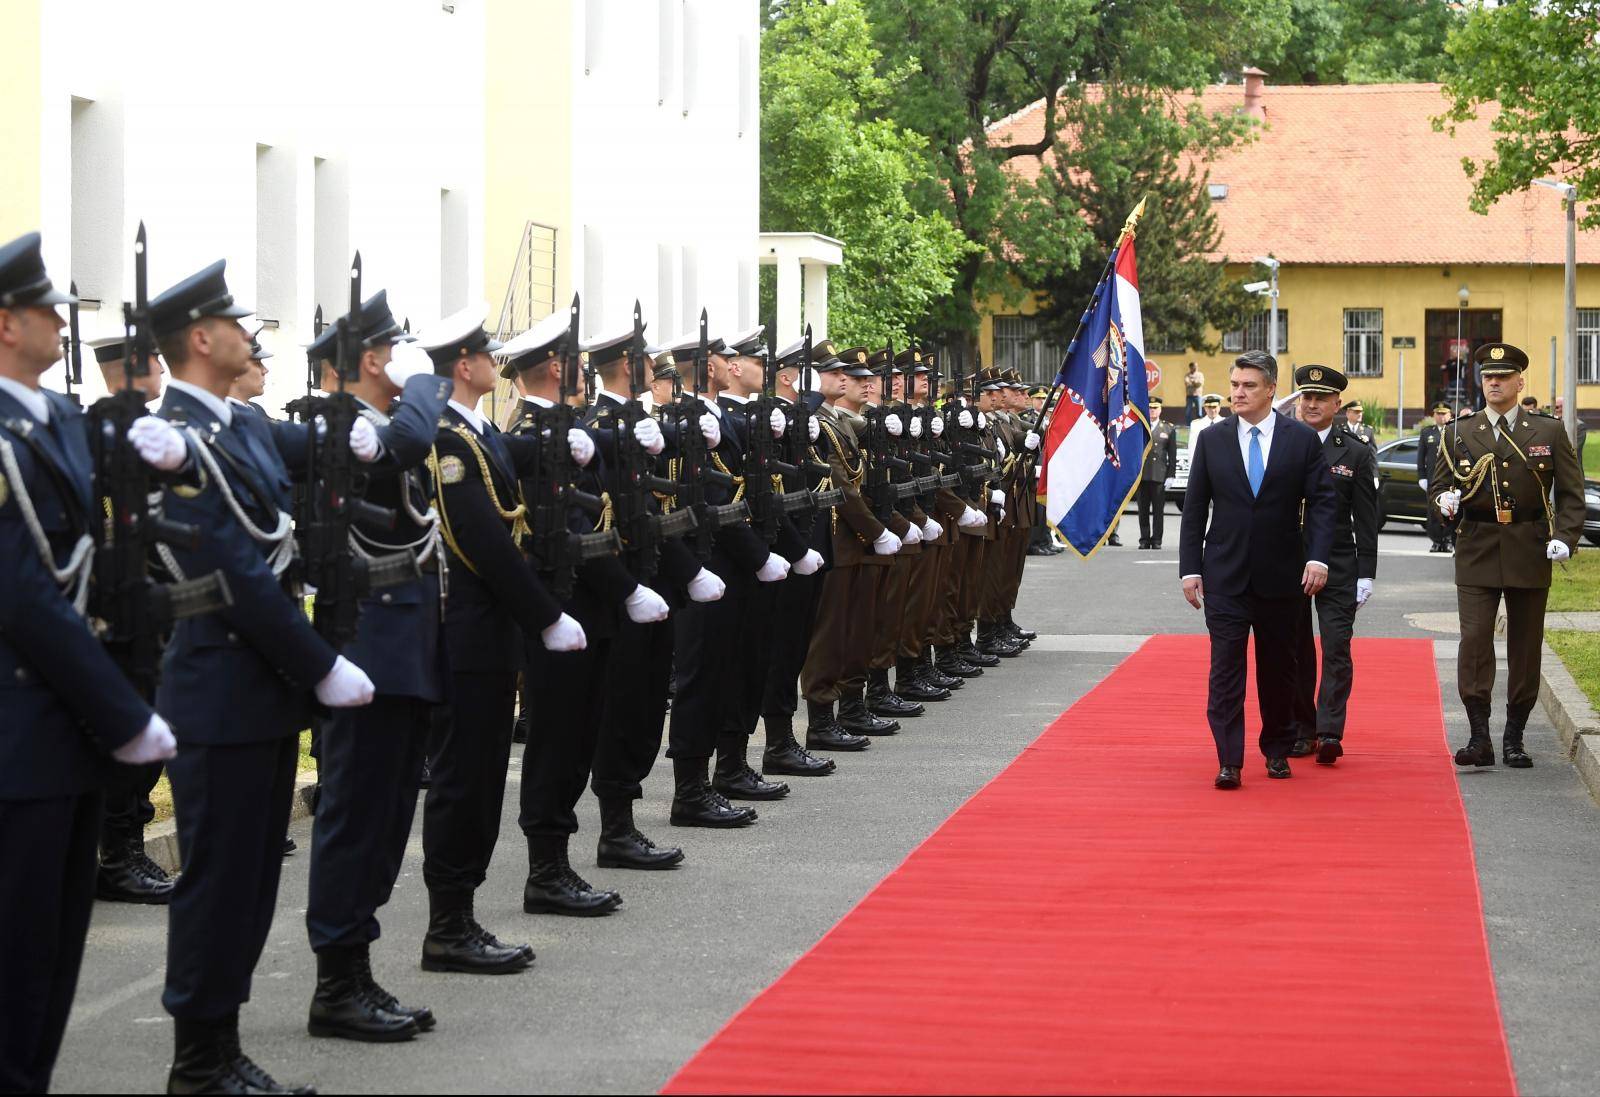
[540,612,587,652]
[1548,539,1571,562]
[699,411,722,448]
[624,584,670,623]
[567,427,595,466]
[922,518,943,541]
[989,489,1005,506]
[1436,489,1461,519]
[383,342,433,387]
[995,506,1006,523]
[902,522,922,545]
[885,413,903,437]
[629,415,665,455]
[1356,578,1374,607]
[931,415,945,437]
[756,552,791,582]
[1024,430,1041,451]
[807,416,820,442]
[315,655,376,708]
[687,567,725,602]
[113,713,178,764]
[958,506,987,529]
[872,529,902,555]
[349,415,381,463]
[995,437,1007,460]
[910,416,924,439]
[1418,478,1428,492]
[769,407,787,437]
[1164,477,1174,490]
[957,409,974,429]
[792,549,824,575]
[128,416,187,471]
[977,411,988,430]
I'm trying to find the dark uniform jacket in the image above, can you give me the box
[1143,418,1179,483]
[1429,408,1586,589]
[156,385,339,745]
[0,388,150,798]
[1417,422,1443,485]
[814,402,889,568]
[1310,424,1379,590]
[1346,421,1376,446]
[716,393,810,565]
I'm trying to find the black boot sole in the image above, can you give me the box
[95,883,174,905]
[805,737,868,752]
[669,814,759,828]
[521,896,622,916]
[308,1017,419,1043]
[714,783,791,801]
[420,953,531,975]
[1503,756,1533,769]
[762,756,836,776]
[597,851,685,870]
[1453,753,1495,767]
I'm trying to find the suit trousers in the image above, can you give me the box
[669,584,747,761]
[801,565,878,704]
[1202,590,1304,767]
[1289,582,1359,741]
[761,569,822,720]
[0,791,101,1093]
[422,671,515,895]
[1136,481,1166,545]
[519,638,610,837]
[592,618,673,802]
[163,736,299,1019]
[1457,585,1549,714]
[100,759,161,848]
[306,697,430,951]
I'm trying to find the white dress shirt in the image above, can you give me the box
[1237,408,1275,468]
[447,398,486,434]
[169,378,234,427]
[0,376,50,422]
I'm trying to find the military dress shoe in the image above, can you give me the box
[958,640,1001,668]
[979,635,1022,659]
[1287,737,1316,758]
[671,758,759,827]
[936,648,983,678]
[922,652,963,690]
[715,762,791,801]
[1027,544,1055,556]
[523,836,623,916]
[1107,534,1122,547]
[806,720,870,752]
[1138,540,1151,549]
[896,662,949,702]
[97,843,177,904]
[282,837,297,857]
[308,947,419,1042]
[168,1014,316,1096]
[351,944,434,1032]
[421,892,533,975]
[1315,737,1344,765]
[867,689,924,718]
[1502,734,1533,768]
[1005,618,1037,642]
[762,734,837,775]
[1266,757,1292,779]
[1214,766,1242,790]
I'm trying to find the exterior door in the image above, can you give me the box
[1425,308,1502,409]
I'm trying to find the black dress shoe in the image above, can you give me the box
[97,843,177,904]
[1108,534,1122,546]
[1027,544,1054,556]
[1315,737,1344,765]
[1151,542,1162,550]
[714,762,791,801]
[351,945,434,1032]
[1287,737,1316,758]
[282,837,297,857]
[421,892,533,974]
[1214,766,1242,789]
[1138,540,1151,549]
[1266,757,1292,779]
[523,836,623,915]
[308,947,419,1042]
[762,736,837,775]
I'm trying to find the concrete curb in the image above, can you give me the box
[1539,641,1600,807]
[145,771,319,875]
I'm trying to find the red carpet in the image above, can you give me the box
[663,636,1516,1096]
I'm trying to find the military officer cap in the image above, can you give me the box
[1341,398,1363,411]
[0,231,76,310]
[1148,394,1164,407]
[147,260,253,340]
[775,337,808,369]
[88,334,128,364]
[976,365,1007,391]
[582,326,639,370]
[722,325,766,359]
[892,346,927,374]
[308,289,413,366]
[866,347,894,370]
[416,302,503,367]
[652,354,679,382]
[835,346,874,377]
[1432,399,1452,413]
[496,309,575,378]
[1202,392,1223,406]
[662,332,704,360]
[1004,368,1026,388]
[249,330,273,361]
[1028,385,1049,399]
[1473,342,1528,376]
[808,338,846,371]
[1293,363,1347,395]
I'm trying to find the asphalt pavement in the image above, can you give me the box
[54,509,1600,1094]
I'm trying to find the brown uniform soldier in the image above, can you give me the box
[1430,342,1586,768]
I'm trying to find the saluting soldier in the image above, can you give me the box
[150,259,380,1094]
[1285,365,1379,764]
[1432,343,1586,769]
[1138,396,1178,549]
[302,292,455,1042]
[0,233,184,1094]
[1417,400,1454,552]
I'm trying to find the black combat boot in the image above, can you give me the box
[976,620,1021,658]
[958,629,1000,668]
[523,834,623,915]
[762,713,837,775]
[597,798,684,869]
[421,890,533,974]
[838,687,899,735]
[804,699,869,752]
[714,735,791,800]
[935,646,981,679]
[896,658,949,702]
[168,1013,317,1095]
[308,946,419,1042]
[866,667,924,717]
[351,942,434,1032]
[1502,705,1534,768]
[1453,699,1496,768]
[670,756,759,827]
[1004,611,1037,642]
[922,649,962,690]
[97,834,177,904]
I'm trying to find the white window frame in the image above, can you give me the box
[1578,307,1600,384]
[1343,308,1383,377]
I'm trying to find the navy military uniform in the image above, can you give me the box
[1343,402,1377,447]
[302,291,454,1042]
[1417,402,1454,551]
[0,234,156,1094]
[1138,399,1178,548]
[1286,365,1379,763]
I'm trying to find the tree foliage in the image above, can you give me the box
[759,0,971,347]
[1438,0,1600,230]
[1272,0,1460,85]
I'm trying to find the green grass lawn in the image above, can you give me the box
[1548,551,1600,614]
[1585,443,1598,479]
[1549,631,1600,714]
[149,729,316,824]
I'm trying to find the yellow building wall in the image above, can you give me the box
[0,0,43,242]
[981,262,1598,417]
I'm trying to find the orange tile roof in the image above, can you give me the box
[985,82,1599,266]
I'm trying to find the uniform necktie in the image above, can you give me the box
[1247,426,1264,497]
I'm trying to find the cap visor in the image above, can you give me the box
[219,303,254,320]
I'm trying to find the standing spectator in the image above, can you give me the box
[1183,361,1204,422]
[1552,396,1587,468]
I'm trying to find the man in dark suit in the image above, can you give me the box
[1417,401,1454,551]
[1179,351,1337,788]
[1137,395,1179,548]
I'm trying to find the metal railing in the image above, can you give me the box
[488,220,558,423]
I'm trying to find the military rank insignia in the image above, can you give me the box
[1528,445,1552,457]
[438,456,466,484]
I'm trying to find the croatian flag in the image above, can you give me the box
[1038,240,1152,556]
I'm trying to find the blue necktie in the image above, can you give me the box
[1247,426,1264,497]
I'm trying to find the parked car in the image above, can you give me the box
[1169,446,1190,511]
[1374,435,1429,528]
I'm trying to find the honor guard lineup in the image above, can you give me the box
[0,229,1045,1096]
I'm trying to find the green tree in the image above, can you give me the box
[1439,0,1600,229]
[760,0,971,347]
[1272,0,1460,85]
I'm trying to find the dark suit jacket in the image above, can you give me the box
[1178,410,1337,597]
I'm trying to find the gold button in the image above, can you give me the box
[1502,481,1510,488]
[1502,461,1510,468]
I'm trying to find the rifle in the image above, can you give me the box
[922,346,963,496]
[743,335,811,544]
[606,301,695,580]
[89,223,232,699]
[61,283,83,406]
[944,346,997,504]
[787,325,842,513]
[523,292,620,598]
[293,254,418,647]
[668,308,747,561]
[861,341,911,522]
